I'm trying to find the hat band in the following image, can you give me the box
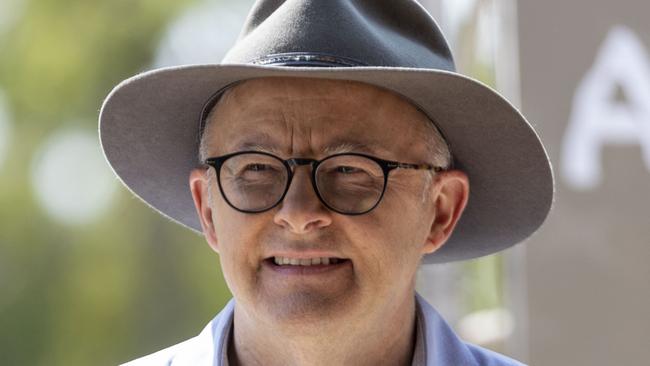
[249,52,367,67]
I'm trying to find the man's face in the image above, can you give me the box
[190,77,467,330]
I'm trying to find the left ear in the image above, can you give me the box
[189,167,220,253]
[422,170,470,255]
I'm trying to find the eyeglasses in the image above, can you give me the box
[204,151,445,215]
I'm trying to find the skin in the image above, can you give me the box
[189,77,469,366]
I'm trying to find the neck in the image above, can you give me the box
[229,294,418,366]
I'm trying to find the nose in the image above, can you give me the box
[273,165,333,233]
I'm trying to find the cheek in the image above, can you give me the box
[211,200,269,297]
[360,189,432,266]
[343,209,423,281]
[387,181,434,236]
[211,187,263,256]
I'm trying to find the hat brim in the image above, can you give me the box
[99,64,554,263]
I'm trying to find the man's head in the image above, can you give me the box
[189,77,469,329]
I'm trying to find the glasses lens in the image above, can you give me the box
[316,155,385,213]
[219,153,288,211]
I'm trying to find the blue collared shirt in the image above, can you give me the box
[121,293,525,366]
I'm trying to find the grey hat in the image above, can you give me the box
[99,0,554,263]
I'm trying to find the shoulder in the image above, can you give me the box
[464,343,526,366]
[119,299,235,366]
[120,337,198,366]
[415,293,526,366]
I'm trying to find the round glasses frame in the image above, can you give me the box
[204,151,445,216]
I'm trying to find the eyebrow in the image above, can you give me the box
[230,132,283,154]
[322,140,391,156]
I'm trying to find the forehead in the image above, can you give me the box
[207,77,431,156]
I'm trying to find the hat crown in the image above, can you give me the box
[222,0,455,70]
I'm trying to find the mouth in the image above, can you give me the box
[269,256,347,266]
[263,256,351,275]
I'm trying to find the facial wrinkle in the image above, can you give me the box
[277,97,296,156]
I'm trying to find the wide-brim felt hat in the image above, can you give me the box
[99,0,554,263]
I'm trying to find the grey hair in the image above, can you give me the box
[198,89,232,164]
[421,117,452,170]
[198,89,235,204]
[418,117,452,202]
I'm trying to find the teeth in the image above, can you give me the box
[273,256,341,266]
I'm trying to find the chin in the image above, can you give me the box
[259,287,357,327]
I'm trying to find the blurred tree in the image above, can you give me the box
[0,0,233,365]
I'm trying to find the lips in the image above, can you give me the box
[272,256,344,266]
[263,256,351,274]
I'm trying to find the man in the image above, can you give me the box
[100,1,553,365]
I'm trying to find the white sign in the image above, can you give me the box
[562,26,650,190]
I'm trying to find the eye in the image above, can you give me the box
[335,166,362,174]
[245,163,272,172]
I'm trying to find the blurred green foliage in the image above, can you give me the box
[0,1,232,365]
